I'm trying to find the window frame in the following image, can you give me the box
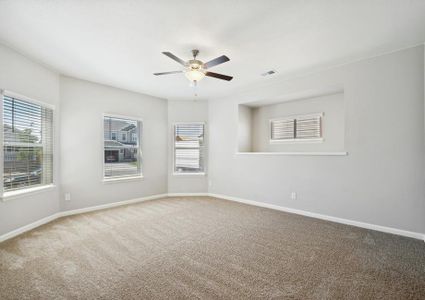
[0,90,56,200]
[102,113,143,183]
[173,122,206,176]
[269,112,324,144]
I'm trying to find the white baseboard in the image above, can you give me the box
[208,193,425,241]
[1,192,424,243]
[0,212,61,243]
[60,193,168,217]
[0,193,168,243]
[167,193,209,197]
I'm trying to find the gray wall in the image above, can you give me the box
[1,43,424,238]
[209,46,425,234]
[250,92,345,152]
[0,44,61,236]
[238,104,253,152]
[60,76,168,211]
[167,100,208,193]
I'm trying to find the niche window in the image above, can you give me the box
[174,123,205,174]
[270,113,323,143]
[2,93,54,193]
[103,115,142,179]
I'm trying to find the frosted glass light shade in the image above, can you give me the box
[185,69,205,82]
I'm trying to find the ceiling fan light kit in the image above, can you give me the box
[185,70,205,82]
[184,57,206,82]
[154,49,233,84]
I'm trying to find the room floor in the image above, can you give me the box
[1,196,424,299]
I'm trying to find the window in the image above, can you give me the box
[174,123,205,174]
[103,115,141,179]
[111,132,117,140]
[121,133,126,141]
[2,93,53,192]
[270,113,322,142]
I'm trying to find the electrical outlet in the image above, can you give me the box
[65,193,71,201]
[291,192,297,200]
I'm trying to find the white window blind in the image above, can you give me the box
[295,114,322,139]
[174,123,205,173]
[103,116,141,179]
[3,94,53,192]
[270,113,322,142]
[271,118,295,140]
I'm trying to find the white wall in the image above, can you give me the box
[250,92,345,152]
[167,100,208,193]
[209,46,425,234]
[60,76,168,211]
[0,45,60,236]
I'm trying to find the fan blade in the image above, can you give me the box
[162,52,187,66]
[205,72,233,81]
[204,55,230,69]
[153,71,183,75]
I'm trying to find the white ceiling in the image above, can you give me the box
[0,0,425,100]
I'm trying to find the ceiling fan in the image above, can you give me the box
[154,49,233,83]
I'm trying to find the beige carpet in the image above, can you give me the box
[0,196,424,299]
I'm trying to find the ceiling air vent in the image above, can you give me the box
[261,70,277,77]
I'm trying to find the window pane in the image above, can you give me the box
[4,146,43,190]
[104,116,141,178]
[3,95,53,192]
[174,123,204,173]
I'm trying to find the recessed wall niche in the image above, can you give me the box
[238,89,346,153]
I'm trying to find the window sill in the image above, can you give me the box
[270,138,324,144]
[1,184,56,202]
[172,172,206,176]
[102,175,144,184]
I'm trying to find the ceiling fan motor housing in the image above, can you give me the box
[188,59,204,71]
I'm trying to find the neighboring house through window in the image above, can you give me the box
[103,115,141,179]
